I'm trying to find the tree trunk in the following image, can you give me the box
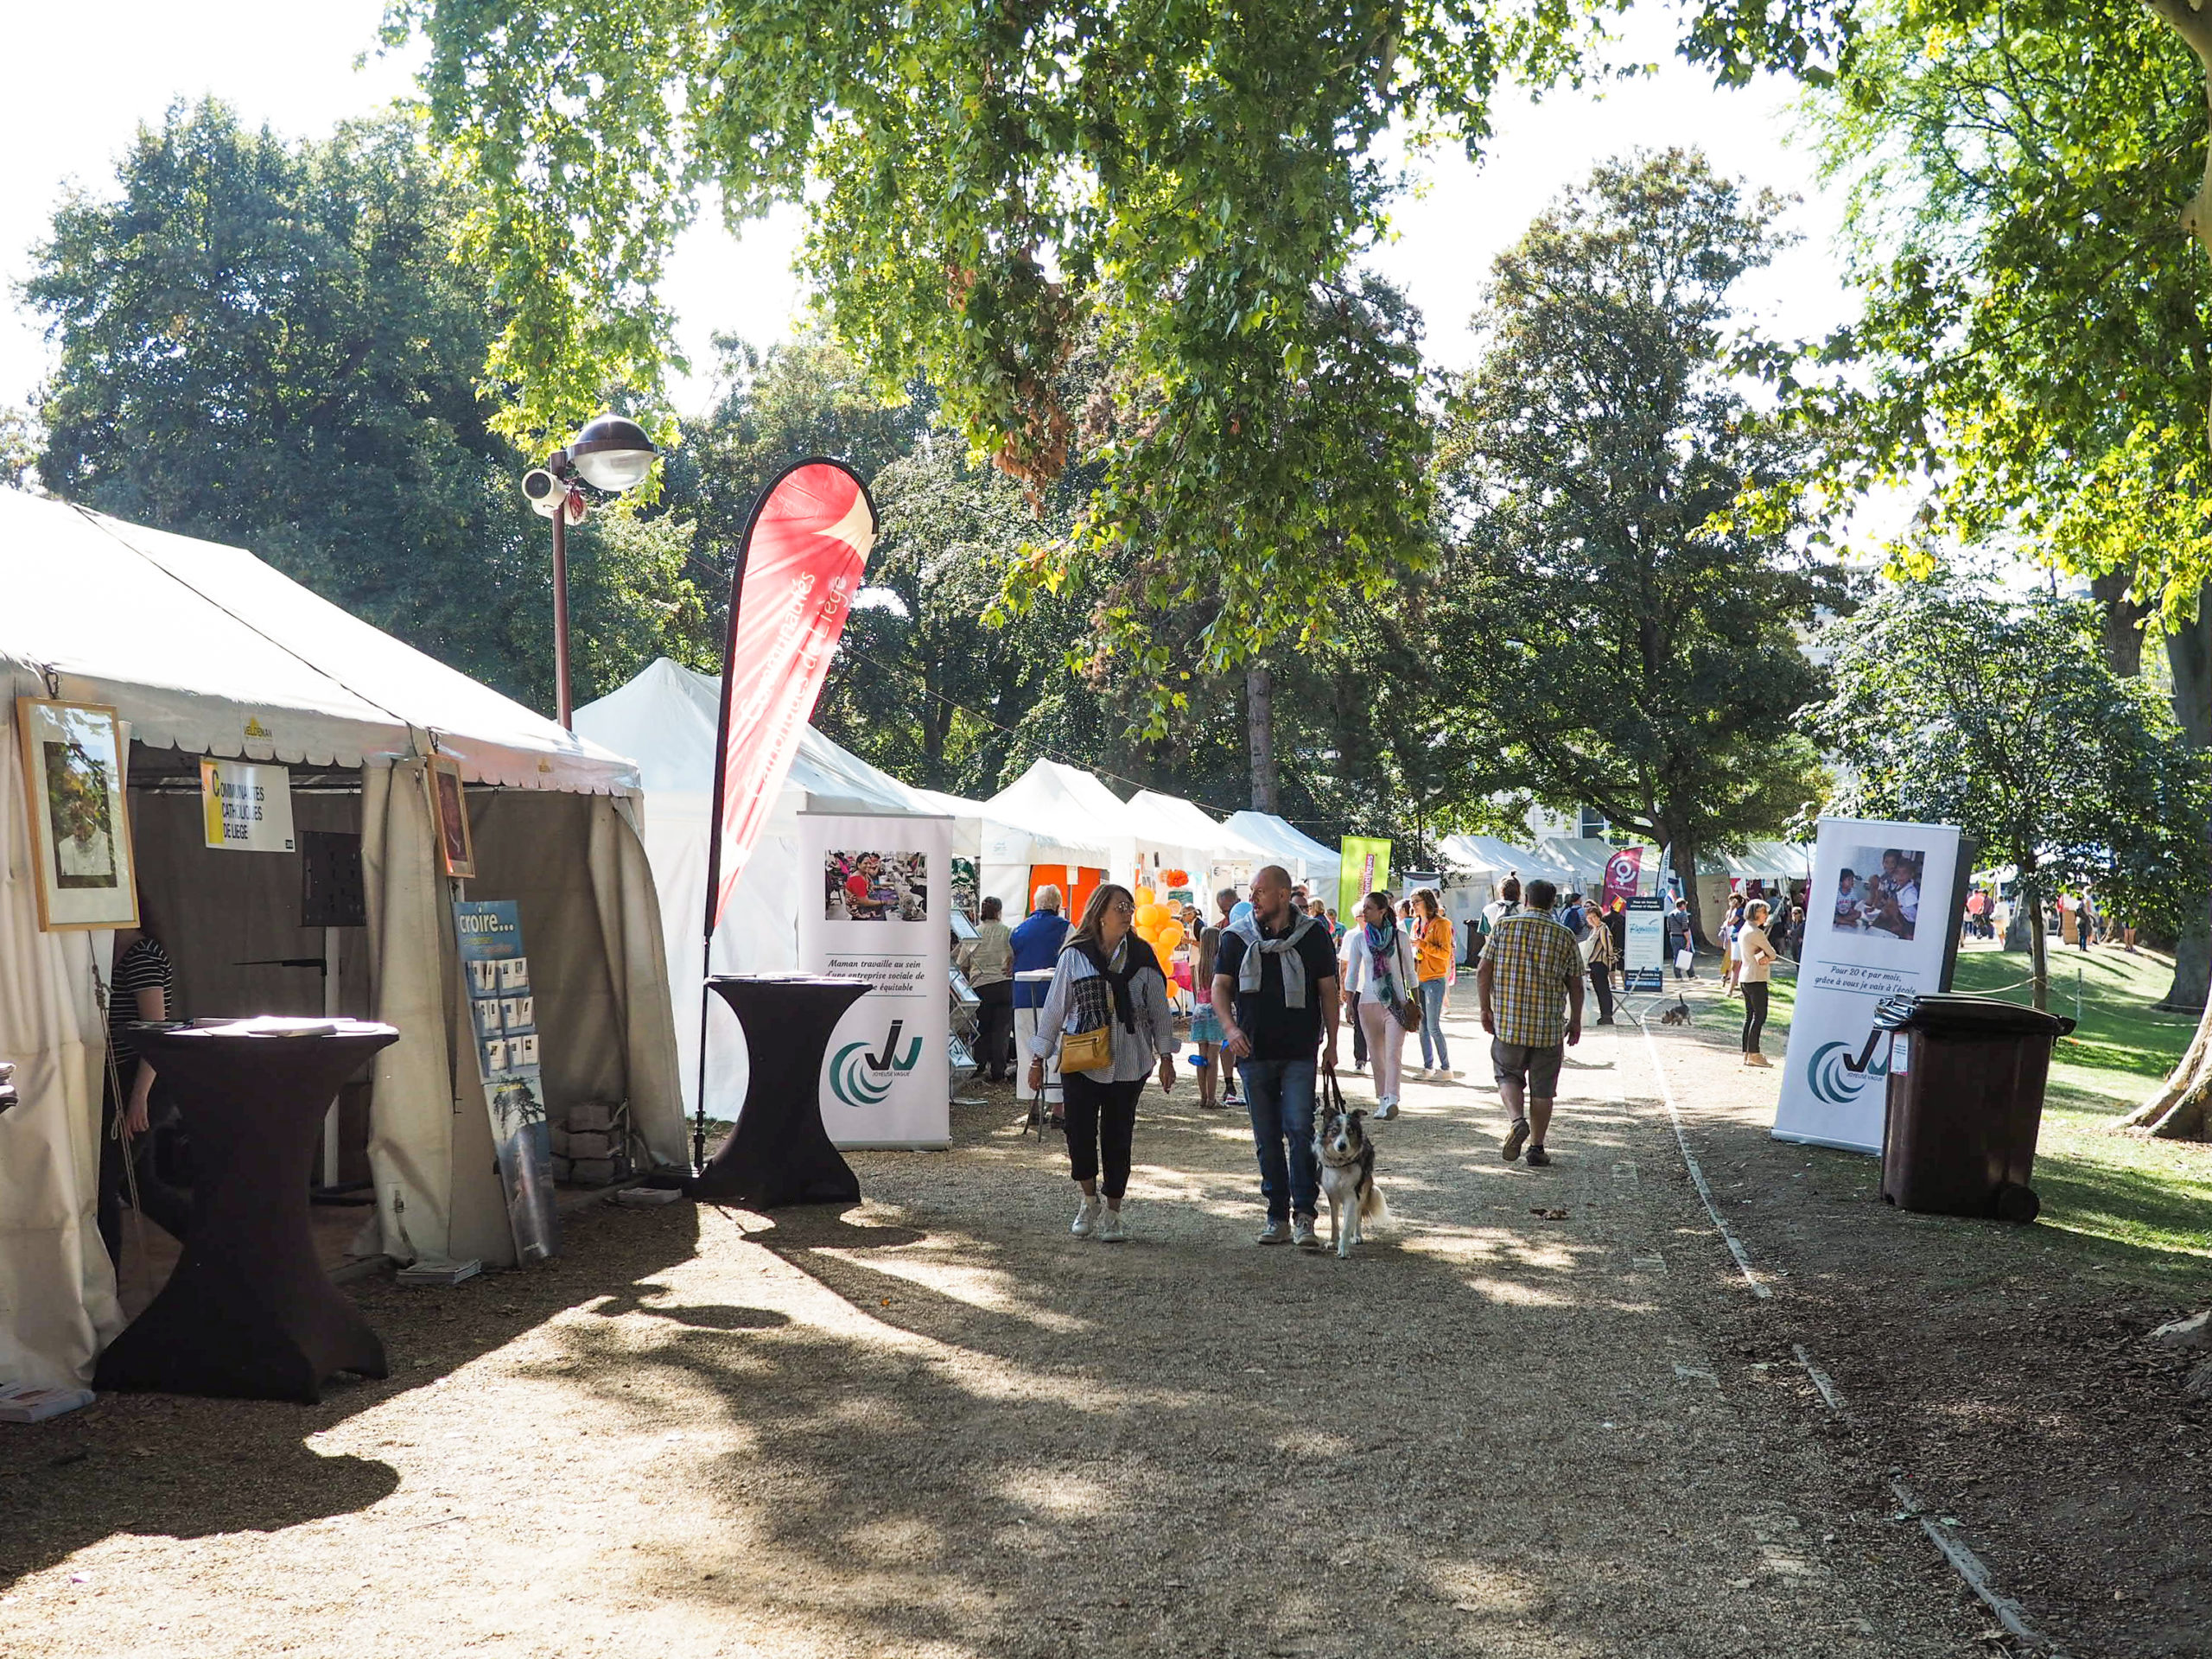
[1668,835,1706,950]
[2160,598,2212,1011]
[2091,569,2146,677]
[2127,1011,2212,1138]
[1246,663,1279,813]
[2126,2,2212,1133]
[2027,890,2049,1013]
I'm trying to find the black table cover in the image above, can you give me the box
[94,1020,398,1403]
[687,976,871,1208]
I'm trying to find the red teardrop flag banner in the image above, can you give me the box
[704,458,878,933]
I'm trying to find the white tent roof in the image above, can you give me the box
[1123,790,1268,866]
[577,657,922,817]
[1439,834,1575,885]
[0,491,636,793]
[988,758,1136,839]
[1225,810,1343,885]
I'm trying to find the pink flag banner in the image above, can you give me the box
[705,459,878,933]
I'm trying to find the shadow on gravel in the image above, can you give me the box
[512,1098,1943,1659]
[0,1199,704,1592]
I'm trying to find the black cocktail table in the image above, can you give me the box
[687,976,870,1208]
[94,1019,398,1402]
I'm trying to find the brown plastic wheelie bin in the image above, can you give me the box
[1874,992,2075,1223]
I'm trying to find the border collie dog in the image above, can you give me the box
[1313,1106,1392,1259]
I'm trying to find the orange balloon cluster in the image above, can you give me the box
[1132,890,1187,957]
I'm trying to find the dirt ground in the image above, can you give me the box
[1644,990,2212,1659]
[1,982,2131,1657]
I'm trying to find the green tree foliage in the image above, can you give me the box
[384,0,1622,696]
[25,99,709,711]
[1798,1,2210,613]
[1815,583,2211,1012]
[1433,149,1843,936]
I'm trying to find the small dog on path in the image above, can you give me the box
[1313,1106,1392,1259]
[1659,996,1692,1027]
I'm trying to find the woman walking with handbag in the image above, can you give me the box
[1027,884,1178,1242]
[1410,889,1458,1077]
[1342,891,1419,1119]
[1580,897,1618,1027]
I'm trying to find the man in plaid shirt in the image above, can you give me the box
[1476,878,1585,1167]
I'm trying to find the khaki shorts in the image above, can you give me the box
[1491,1039,1564,1099]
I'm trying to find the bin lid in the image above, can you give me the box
[1872,992,2075,1038]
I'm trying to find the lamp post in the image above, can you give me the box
[521,414,659,728]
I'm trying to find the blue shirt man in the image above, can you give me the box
[1010,889,1070,1009]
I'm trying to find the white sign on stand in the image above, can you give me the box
[798,810,952,1149]
[1771,817,1969,1153]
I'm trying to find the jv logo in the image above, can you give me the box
[1807,1036,1889,1108]
[830,1020,924,1107]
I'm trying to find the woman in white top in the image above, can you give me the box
[1027,884,1177,1242]
[1341,890,1419,1120]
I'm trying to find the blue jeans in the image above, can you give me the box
[1239,1058,1319,1221]
[1418,979,1451,1069]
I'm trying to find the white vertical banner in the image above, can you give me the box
[1772,817,1968,1153]
[798,811,951,1148]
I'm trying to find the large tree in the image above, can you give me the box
[1814,582,2211,1020]
[25,99,710,710]
[1797,0,2212,1008]
[385,0,1619,707]
[1433,149,1844,940]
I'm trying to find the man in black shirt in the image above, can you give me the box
[1213,864,1341,1248]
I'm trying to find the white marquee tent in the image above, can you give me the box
[1,493,684,1388]
[574,660,1111,1114]
[1122,789,1270,894]
[1224,811,1342,898]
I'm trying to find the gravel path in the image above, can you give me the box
[1,989,1985,1656]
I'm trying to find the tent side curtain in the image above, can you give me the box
[0,677,122,1387]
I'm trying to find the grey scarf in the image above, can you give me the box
[1230,912,1319,1008]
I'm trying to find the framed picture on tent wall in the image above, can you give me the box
[13,697,138,931]
[428,753,477,879]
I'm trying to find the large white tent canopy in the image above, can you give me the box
[2,493,684,1388]
[1224,811,1342,897]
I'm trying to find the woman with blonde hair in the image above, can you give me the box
[1027,883,1178,1242]
[1738,899,1779,1066]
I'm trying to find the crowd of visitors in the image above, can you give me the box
[997,858,1832,1243]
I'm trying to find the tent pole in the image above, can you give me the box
[696,520,756,1173]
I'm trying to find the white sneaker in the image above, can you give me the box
[1071,1197,1101,1238]
[1372,1097,1398,1121]
[1256,1217,1289,1245]
[1292,1217,1320,1249]
[1096,1208,1127,1243]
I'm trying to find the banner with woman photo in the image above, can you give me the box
[798,810,952,1148]
[1771,817,1971,1153]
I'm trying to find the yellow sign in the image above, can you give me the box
[200,757,297,853]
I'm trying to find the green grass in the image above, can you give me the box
[1671,944,2212,1282]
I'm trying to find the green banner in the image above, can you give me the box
[1338,836,1393,921]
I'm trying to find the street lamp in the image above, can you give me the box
[521,415,660,728]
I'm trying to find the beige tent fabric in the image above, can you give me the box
[128,791,371,1024]
[597,797,686,1168]
[0,706,122,1386]
[362,760,460,1267]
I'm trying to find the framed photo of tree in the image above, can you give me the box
[428,753,477,880]
[14,697,139,931]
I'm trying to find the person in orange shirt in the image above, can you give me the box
[1410,888,1459,1078]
